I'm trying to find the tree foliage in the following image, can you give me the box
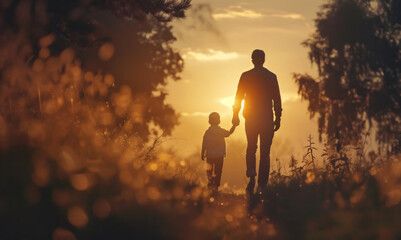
[0,1,194,238]
[0,0,191,141]
[294,0,401,154]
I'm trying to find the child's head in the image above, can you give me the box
[208,112,220,126]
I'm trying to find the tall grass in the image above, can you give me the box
[255,136,401,239]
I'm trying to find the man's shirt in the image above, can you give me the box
[234,66,282,120]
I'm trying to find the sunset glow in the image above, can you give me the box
[2,0,399,238]
[167,0,324,167]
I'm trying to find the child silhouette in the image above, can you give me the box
[201,112,236,192]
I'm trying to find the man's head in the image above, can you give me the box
[251,49,265,67]
[209,112,221,126]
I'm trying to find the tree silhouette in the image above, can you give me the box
[294,0,400,155]
[0,0,191,141]
[0,0,191,46]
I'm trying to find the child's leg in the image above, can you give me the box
[206,158,214,187]
[213,157,224,187]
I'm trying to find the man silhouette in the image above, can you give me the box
[232,49,282,193]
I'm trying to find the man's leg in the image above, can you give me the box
[245,119,258,178]
[258,123,274,188]
[213,157,224,188]
[245,118,259,193]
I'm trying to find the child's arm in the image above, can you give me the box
[224,125,237,137]
[229,125,236,135]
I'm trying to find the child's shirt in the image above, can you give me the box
[202,125,231,159]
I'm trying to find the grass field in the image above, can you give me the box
[1,142,400,239]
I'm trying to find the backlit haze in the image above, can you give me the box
[165,0,324,188]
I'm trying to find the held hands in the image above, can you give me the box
[232,115,240,126]
[274,119,281,131]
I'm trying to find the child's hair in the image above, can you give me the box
[209,112,220,125]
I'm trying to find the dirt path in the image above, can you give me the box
[187,192,281,239]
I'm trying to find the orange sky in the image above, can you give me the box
[164,0,325,188]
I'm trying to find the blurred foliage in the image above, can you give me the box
[251,137,401,239]
[0,0,191,140]
[0,0,201,239]
[294,0,401,155]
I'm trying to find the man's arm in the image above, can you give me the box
[273,75,282,131]
[232,73,245,126]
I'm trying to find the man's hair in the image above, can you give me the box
[252,49,265,65]
[209,112,220,125]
